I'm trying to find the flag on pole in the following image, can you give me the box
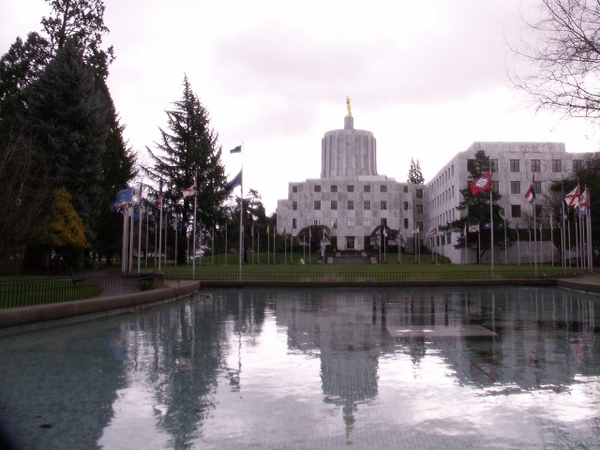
[182,178,197,198]
[225,170,243,193]
[565,185,580,208]
[230,145,242,154]
[579,188,590,216]
[412,227,420,234]
[429,227,437,237]
[525,175,536,204]
[468,224,480,233]
[110,187,133,212]
[469,170,492,195]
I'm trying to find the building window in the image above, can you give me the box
[292,218,297,229]
[314,218,320,226]
[364,200,371,210]
[403,218,409,229]
[348,200,354,210]
[511,204,521,218]
[314,185,321,192]
[492,181,499,193]
[403,201,409,211]
[491,159,498,172]
[314,200,321,210]
[535,204,543,218]
[331,185,338,193]
[552,159,562,172]
[292,185,298,193]
[416,221,423,232]
[416,204,423,214]
[380,201,387,210]
[380,185,387,193]
[416,189,423,199]
[292,201,297,211]
[347,218,354,228]
[510,159,520,172]
[573,160,583,171]
[534,181,542,194]
[364,185,370,193]
[347,185,354,193]
[467,159,476,173]
[331,200,338,210]
[331,218,338,229]
[531,159,541,172]
[364,217,370,229]
[510,181,520,195]
[403,186,408,193]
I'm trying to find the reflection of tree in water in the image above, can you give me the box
[0,321,125,449]
[109,290,269,448]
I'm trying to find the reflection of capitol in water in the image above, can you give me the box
[1,286,598,449]
[274,287,597,437]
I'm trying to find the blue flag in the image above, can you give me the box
[110,187,133,212]
[225,170,242,193]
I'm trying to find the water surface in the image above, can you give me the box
[1,286,600,449]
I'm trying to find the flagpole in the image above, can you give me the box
[533,203,537,276]
[489,179,494,276]
[129,201,134,273]
[138,183,143,273]
[464,223,468,264]
[560,207,564,268]
[158,181,163,272]
[192,192,197,279]
[121,207,128,273]
[239,145,244,281]
[550,211,554,267]
[516,223,520,265]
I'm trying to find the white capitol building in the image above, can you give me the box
[276,103,587,264]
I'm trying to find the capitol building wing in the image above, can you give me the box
[276,111,423,253]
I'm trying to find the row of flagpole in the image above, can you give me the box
[459,168,593,269]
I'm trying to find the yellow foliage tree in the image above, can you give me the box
[43,186,89,250]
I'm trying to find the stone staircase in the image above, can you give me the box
[331,250,372,264]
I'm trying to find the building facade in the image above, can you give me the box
[276,112,586,261]
[426,142,587,264]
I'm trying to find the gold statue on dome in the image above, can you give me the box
[346,96,352,117]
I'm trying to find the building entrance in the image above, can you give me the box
[346,237,355,250]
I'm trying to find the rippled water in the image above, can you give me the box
[1,286,600,449]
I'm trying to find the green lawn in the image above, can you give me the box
[0,252,584,309]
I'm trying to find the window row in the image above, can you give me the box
[510,204,544,219]
[289,217,420,231]
[293,200,389,211]
[468,158,581,174]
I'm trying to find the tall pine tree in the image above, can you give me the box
[147,76,227,264]
[407,158,425,184]
[22,40,108,268]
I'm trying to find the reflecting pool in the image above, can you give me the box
[1,286,600,449]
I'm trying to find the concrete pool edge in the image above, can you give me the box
[1,276,599,335]
[0,280,201,335]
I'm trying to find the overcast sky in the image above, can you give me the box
[3,0,599,213]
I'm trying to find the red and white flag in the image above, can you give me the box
[182,178,197,198]
[564,185,580,208]
[469,170,492,195]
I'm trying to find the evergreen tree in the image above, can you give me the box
[25,40,108,243]
[147,76,227,264]
[95,81,136,263]
[407,158,425,184]
[446,149,506,262]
